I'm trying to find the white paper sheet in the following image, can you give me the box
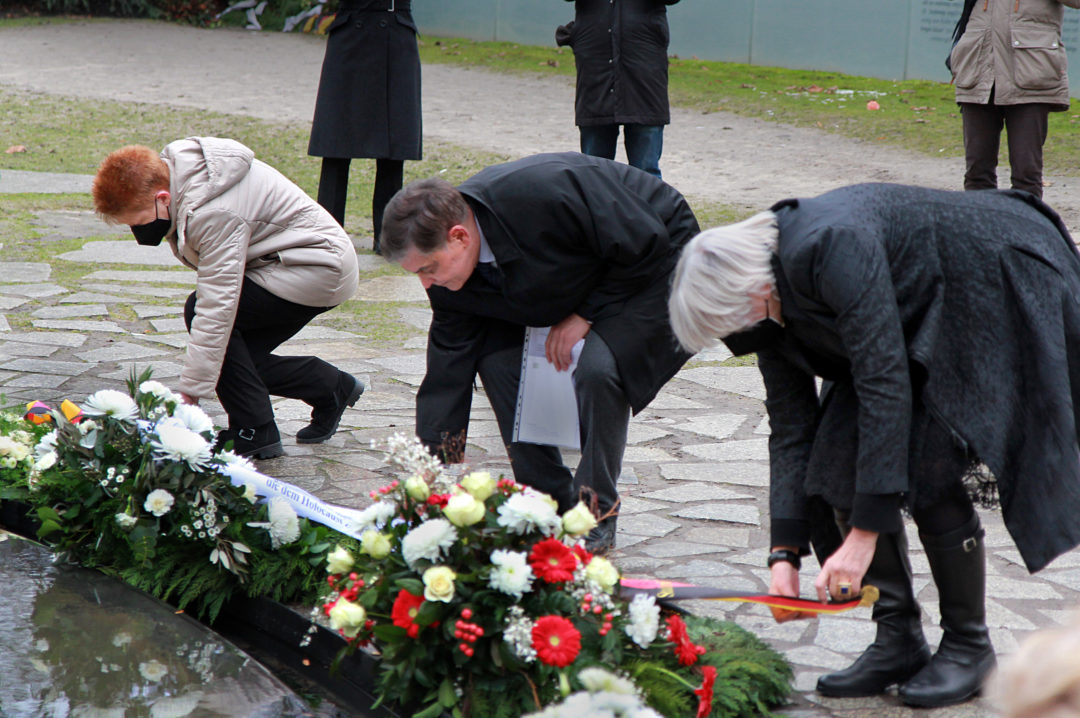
[512,326,583,450]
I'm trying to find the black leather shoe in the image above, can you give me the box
[816,618,931,697]
[297,373,364,444]
[585,517,617,554]
[216,422,284,459]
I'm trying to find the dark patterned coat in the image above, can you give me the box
[307,0,422,160]
[415,152,698,451]
[759,183,1080,573]
[556,0,679,127]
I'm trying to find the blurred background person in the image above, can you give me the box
[556,0,680,179]
[949,0,1080,198]
[992,615,1080,718]
[308,0,422,254]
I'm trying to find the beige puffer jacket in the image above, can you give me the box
[951,0,1080,109]
[162,137,359,399]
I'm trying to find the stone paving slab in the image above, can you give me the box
[57,239,179,266]
[0,262,51,283]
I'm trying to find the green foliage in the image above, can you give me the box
[0,368,351,620]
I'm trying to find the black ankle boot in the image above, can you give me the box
[297,372,364,444]
[899,514,995,708]
[817,528,931,697]
[217,421,284,459]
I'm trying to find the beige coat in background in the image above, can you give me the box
[162,137,359,399]
[951,0,1080,109]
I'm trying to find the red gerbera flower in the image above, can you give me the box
[531,615,582,667]
[695,665,717,718]
[667,614,706,666]
[391,588,425,639]
[529,538,578,583]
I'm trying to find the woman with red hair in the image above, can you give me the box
[94,137,362,458]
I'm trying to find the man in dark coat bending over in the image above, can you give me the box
[379,152,699,552]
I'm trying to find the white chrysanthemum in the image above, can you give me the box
[268,497,300,549]
[0,436,29,461]
[496,492,562,536]
[34,430,58,459]
[488,549,535,599]
[138,659,168,682]
[215,449,255,473]
[172,403,214,435]
[624,594,660,648]
[401,518,458,568]
[354,500,397,533]
[143,489,175,517]
[82,389,138,422]
[152,424,212,470]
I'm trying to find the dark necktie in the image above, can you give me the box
[474,261,503,290]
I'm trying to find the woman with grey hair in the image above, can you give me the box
[668,182,1080,708]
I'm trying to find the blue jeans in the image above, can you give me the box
[579,124,664,179]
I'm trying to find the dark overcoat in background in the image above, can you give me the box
[759,183,1080,573]
[308,0,422,160]
[556,0,679,127]
[415,152,699,452]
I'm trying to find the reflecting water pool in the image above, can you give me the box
[0,533,314,717]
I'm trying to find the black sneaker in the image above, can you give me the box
[216,421,284,459]
[297,372,364,444]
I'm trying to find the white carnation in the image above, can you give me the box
[401,518,458,568]
[143,489,175,517]
[268,497,300,549]
[488,549,535,599]
[496,492,561,536]
[216,449,255,473]
[115,513,138,530]
[82,389,138,423]
[34,430,58,458]
[624,594,660,648]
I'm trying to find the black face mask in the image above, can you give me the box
[130,201,171,246]
[722,317,784,356]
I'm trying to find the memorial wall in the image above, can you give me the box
[413,0,1080,97]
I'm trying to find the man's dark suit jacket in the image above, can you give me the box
[415,152,699,458]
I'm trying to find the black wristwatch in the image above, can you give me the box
[767,549,801,570]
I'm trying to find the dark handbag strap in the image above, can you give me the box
[952,0,979,43]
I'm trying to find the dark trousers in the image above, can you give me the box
[476,332,631,515]
[184,278,340,428]
[961,100,1050,198]
[579,124,664,179]
[316,157,405,243]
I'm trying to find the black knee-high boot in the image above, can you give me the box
[817,527,931,697]
[899,513,995,707]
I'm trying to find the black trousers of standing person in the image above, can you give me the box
[961,95,1050,199]
[316,157,405,249]
[183,278,339,429]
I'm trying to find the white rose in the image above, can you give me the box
[561,502,599,536]
[460,471,496,501]
[326,545,355,574]
[443,493,486,527]
[405,474,430,501]
[328,599,367,638]
[585,556,619,592]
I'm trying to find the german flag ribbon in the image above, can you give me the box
[619,578,878,615]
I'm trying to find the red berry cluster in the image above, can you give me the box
[369,479,400,500]
[580,593,615,635]
[454,608,484,657]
